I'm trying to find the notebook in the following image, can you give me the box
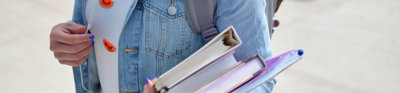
[166,54,239,92]
[195,55,266,93]
[155,26,242,92]
[232,49,303,92]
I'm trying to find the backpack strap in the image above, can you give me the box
[266,0,283,38]
[184,0,283,41]
[184,0,218,42]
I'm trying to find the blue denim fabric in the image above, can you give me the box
[71,0,275,93]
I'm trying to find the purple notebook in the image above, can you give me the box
[195,55,266,93]
[232,49,303,92]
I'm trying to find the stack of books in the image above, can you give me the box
[154,26,303,93]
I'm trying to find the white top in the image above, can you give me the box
[85,0,134,93]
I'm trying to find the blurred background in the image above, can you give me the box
[0,0,399,93]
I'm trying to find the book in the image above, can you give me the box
[155,26,242,92]
[232,49,303,92]
[166,54,239,92]
[155,25,304,93]
[195,55,266,93]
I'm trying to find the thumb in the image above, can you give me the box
[66,22,87,34]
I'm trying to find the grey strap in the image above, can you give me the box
[265,0,276,38]
[184,0,218,42]
[265,0,283,38]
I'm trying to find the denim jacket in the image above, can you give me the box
[71,0,275,93]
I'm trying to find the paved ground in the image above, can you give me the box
[0,0,399,93]
[272,0,400,93]
[0,0,75,93]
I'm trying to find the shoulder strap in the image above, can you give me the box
[184,0,282,41]
[266,0,283,38]
[184,0,218,42]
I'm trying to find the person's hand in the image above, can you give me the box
[143,77,157,93]
[50,22,94,66]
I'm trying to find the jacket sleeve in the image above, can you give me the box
[214,0,275,92]
[215,0,272,61]
[72,0,86,25]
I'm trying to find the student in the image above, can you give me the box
[50,0,275,93]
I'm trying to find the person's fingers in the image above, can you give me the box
[50,40,91,53]
[50,22,92,67]
[143,84,150,93]
[148,86,156,93]
[55,32,92,45]
[150,78,157,83]
[58,60,79,66]
[51,29,92,45]
[66,22,87,34]
[54,45,92,61]
[144,78,152,93]
[50,23,92,44]
[148,78,157,93]
[143,77,157,93]
[58,55,88,66]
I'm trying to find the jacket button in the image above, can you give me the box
[124,48,138,53]
[168,6,177,15]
